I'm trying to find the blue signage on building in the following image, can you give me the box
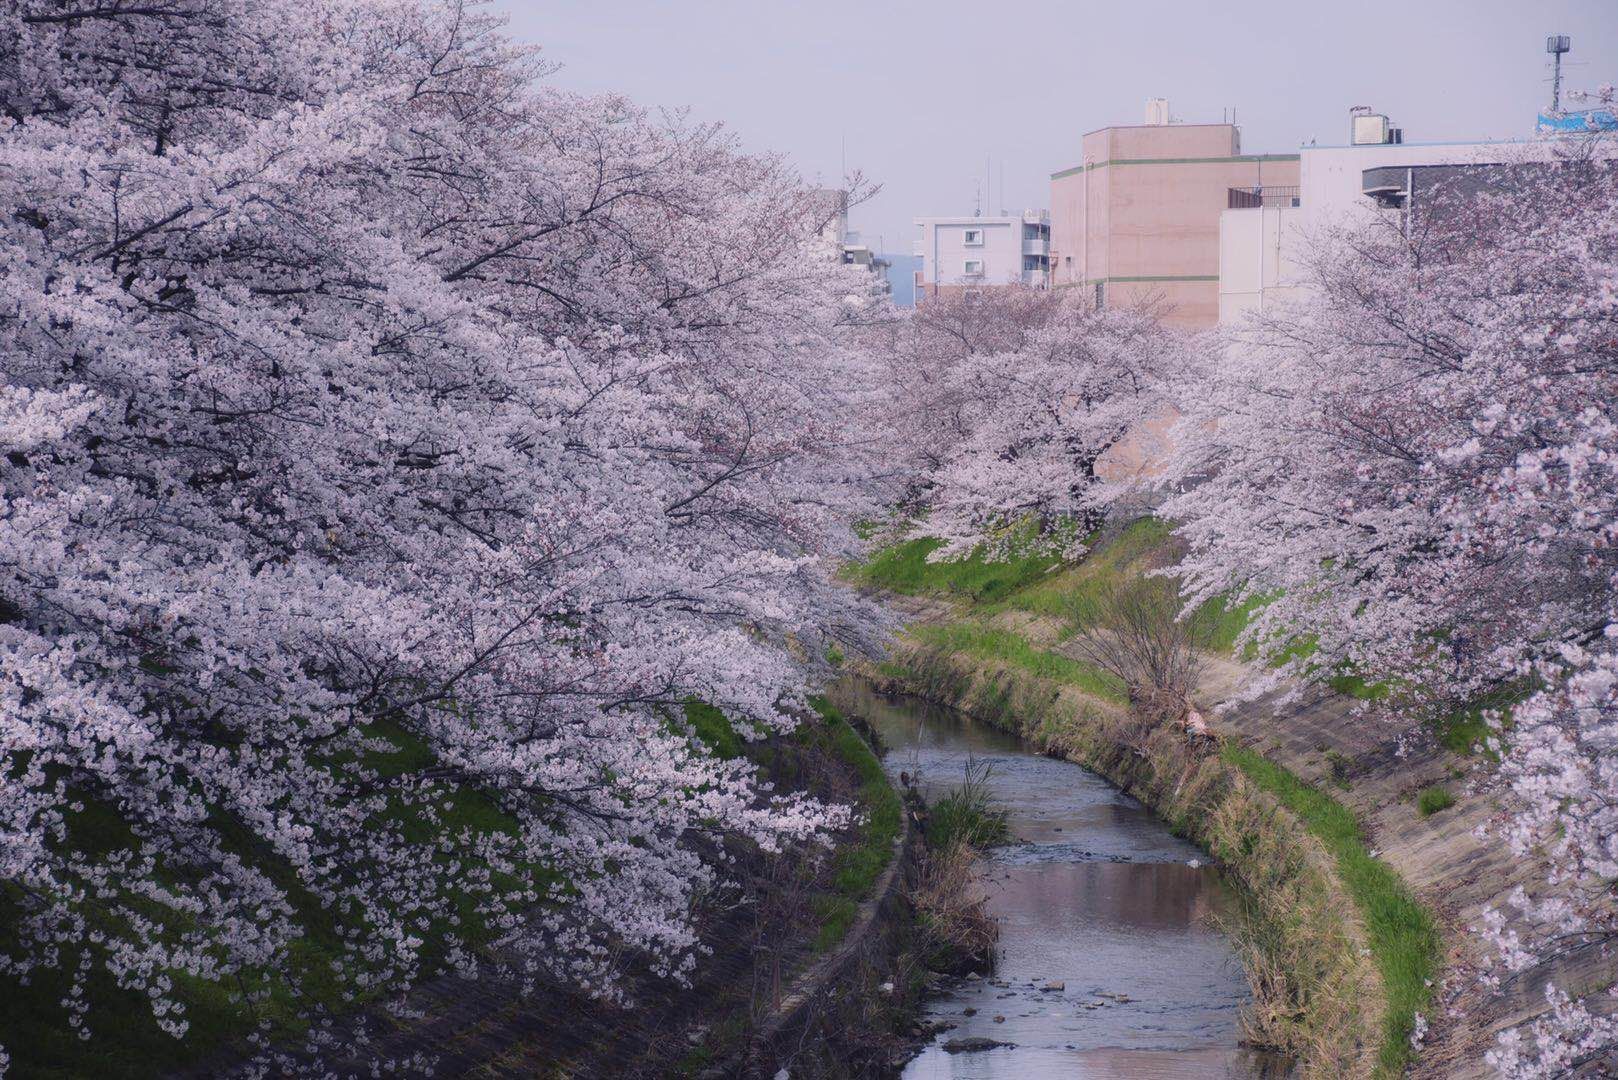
[1537,108,1618,134]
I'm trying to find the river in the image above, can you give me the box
[833,680,1285,1080]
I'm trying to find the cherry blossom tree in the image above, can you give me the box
[0,0,889,1067]
[1158,143,1618,1074]
[873,288,1185,558]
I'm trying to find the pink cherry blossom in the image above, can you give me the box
[0,0,889,1066]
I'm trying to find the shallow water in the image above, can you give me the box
[833,681,1282,1080]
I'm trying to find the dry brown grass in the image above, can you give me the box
[911,839,997,977]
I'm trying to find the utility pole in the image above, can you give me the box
[1548,35,1571,113]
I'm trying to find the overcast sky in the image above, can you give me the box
[490,1,1618,255]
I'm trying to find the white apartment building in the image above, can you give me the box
[913,210,1050,300]
[1218,109,1606,321]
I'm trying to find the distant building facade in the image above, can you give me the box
[1049,101,1299,328]
[813,188,891,296]
[913,210,1051,300]
[1216,109,1614,321]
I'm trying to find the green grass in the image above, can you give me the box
[684,699,745,760]
[909,622,1126,703]
[927,758,1010,851]
[1416,787,1456,817]
[843,534,1065,603]
[1430,681,1531,758]
[1434,707,1492,757]
[1222,745,1439,1079]
[1327,670,1393,703]
[1000,517,1172,620]
[1195,592,1268,655]
[807,698,902,952]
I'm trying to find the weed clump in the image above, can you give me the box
[1417,787,1456,817]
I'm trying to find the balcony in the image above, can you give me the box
[1227,185,1300,209]
[1022,237,1049,256]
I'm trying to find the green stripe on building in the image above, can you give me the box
[1050,153,1300,180]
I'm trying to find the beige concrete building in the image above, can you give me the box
[1050,105,1299,328]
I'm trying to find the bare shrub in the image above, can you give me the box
[1065,575,1212,708]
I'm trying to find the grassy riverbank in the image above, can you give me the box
[851,519,1440,1078]
[1223,746,1437,1076]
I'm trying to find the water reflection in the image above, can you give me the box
[830,681,1284,1080]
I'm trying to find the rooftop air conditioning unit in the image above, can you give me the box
[1350,108,1393,145]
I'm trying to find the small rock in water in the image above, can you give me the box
[993,1014,1006,1023]
[1187,857,1202,868]
[962,1007,977,1016]
[1041,980,1065,992]
[942,1036,1013,1054]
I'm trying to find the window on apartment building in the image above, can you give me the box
[963,229,983,246]
[963,259,984,276]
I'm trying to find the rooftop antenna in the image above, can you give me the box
[999,160,1005,215]
[1548,35,1571,113]
[973,177,981,218]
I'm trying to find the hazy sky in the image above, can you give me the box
[490,1,1618,254]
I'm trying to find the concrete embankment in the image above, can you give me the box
[1218,681,1618,1079]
